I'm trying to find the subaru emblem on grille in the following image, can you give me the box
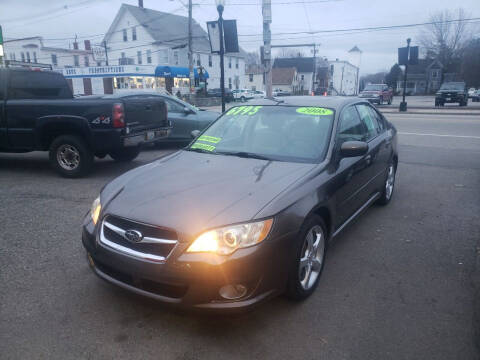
[124,229,143,243]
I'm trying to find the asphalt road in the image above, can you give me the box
[1,113,479,360]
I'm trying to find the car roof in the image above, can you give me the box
[242,96,367,110]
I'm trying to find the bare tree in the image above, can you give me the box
[275,48,307,58]
[420,8,472,71]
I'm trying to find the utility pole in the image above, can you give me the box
[188,0,194,94]
[312,43,317,95]
[262,0,272,98]
[103,41,109,66]
[217,3,225,112]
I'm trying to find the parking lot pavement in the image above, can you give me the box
[1,114,479,360]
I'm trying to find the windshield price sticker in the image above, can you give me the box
[226,106,263,116]
[296,107,334,116]
[191,143,216,152]
[198,135,221,144]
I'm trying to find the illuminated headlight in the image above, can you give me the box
[90,196,101,225]
[187,219,273,255]
[436,92,441,96]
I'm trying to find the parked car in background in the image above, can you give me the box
[273,89,291,97]
[435,82,468,106]
[232,89,254,102]
[468,88,476,98]
[207,88,234,103]
[471,89,480,102]
[0,68,170,177]
[359,84,393,105]
[82,97,398,310]
[251,90,266,99]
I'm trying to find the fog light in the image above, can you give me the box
[219,284,247,300]
[87,253,95,268]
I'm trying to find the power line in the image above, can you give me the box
[195,0,342,5]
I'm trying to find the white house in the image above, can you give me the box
[327,60,359,96]
[273,57,316,94]
[97,3,245,94]
[2,36,94,69]
[244,64,264,91]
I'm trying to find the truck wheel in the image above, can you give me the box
[378,97,383,105]
[109,147,140,162]
[49,135,93,178]
[388,96,392,105]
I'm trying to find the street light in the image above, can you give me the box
[215,0,226,112]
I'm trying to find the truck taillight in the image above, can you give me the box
[112,103,125,128]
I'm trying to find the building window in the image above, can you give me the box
[121,52,125,58]
[234,76,239,89]
[74,55,79,66]
[33,52,37,63]
[196,53,201,66]
[21,52,25,62]
[228,77,232,89]
[432,70,438,78]
[228,57,232,69]
[330,64,334,73]
[249,74,253,82]
[123,29,128,42]
[26,52,31,62]
[84,56,89,66]
[173,51,179,65]
[301,74,304,81]
[51,54,57,66]
[147,50,152,64]
[208,55,212,67]
[137,51,142,64]
[235,57,239,69]
[132,27,137,41]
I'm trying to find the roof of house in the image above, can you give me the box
[272,67,296,85]
[106,4,244,57]
[348,45,362,53]
[273,57,316,73]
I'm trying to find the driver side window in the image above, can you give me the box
[337,105,367,143]
[164,99,184,113]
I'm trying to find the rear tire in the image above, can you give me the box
[49,135,93,178]
[378,97,383,105]
[377,161,396,206]
[286,215,327,301]
[388,96,392,105]
[109,146,140,162]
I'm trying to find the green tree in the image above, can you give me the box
[385,64,403,91]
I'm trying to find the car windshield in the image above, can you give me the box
[187,105,335,163]
[364,85,382,91]
[440,83,465,90]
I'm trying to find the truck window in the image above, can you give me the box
[8,71,73,100]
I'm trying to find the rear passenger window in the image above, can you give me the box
[8,71,72,100]
[338,106,367,142]
[356,104,380,140]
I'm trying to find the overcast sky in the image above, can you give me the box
[1,0,479,74]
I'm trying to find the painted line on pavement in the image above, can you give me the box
[398,132,480,139]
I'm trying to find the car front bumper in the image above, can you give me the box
[82,217,293,311]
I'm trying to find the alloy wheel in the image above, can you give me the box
[298,225,325,290]
[385,164,395,200]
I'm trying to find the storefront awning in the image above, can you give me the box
[155,66,209,79]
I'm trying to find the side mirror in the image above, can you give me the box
[340,141,368,158]
[191,130,201,139]
[184,107,194,115]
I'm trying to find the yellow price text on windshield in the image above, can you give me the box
[296,107,334,116]
[191,143,216,152]
[226,105,263,116]
[198,135,221,144]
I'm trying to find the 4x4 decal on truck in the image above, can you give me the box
[91,116,111,125]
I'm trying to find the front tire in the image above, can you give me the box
[240,96,246,102]
[377,162,396,205]
[286,216,327,301]
[109,146,140,162]
[388,96,392,105]
[49,135,93,178]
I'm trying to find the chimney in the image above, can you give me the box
[84,40,91,51]
[73,42,78,50]
[138,0,143,8]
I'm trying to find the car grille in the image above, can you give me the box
[99,215,178,262]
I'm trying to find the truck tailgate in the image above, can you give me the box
[123,96,169,133]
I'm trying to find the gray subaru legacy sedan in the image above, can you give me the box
[82,97,398,311]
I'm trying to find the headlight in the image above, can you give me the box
[90,196,101,225]
[373,94,380,97]
[436,92,441,96]
[187,219,273,255]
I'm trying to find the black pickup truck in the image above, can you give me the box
[435,81,468,107]
[0,68,171,177]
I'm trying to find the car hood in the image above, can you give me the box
[195,110,220,120]
[438,89,463,93]
[102,151,316,240]
[360,91,380,96]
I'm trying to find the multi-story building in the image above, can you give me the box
[2,36,94,69]
[244,64,264,91]
[327,59,359,96]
